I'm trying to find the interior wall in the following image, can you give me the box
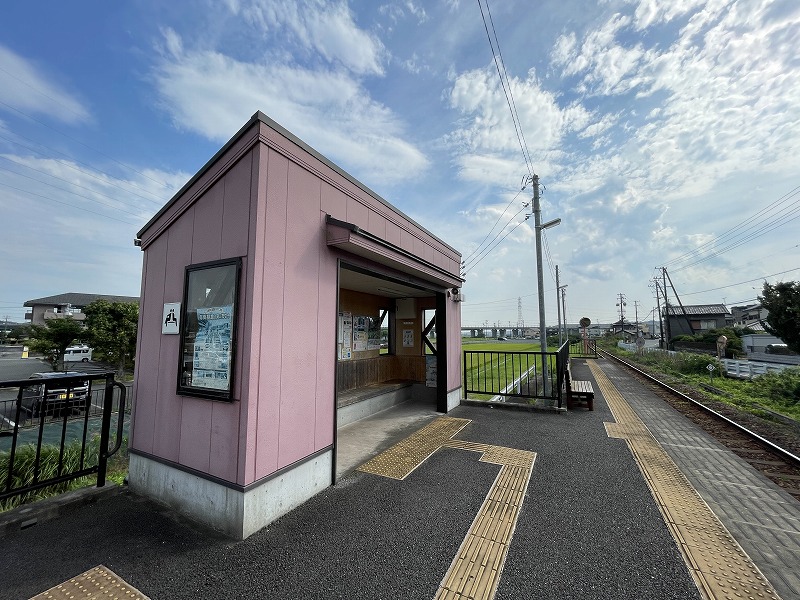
[338,289,386,360]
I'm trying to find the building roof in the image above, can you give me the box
[666,304,729,316]
[137,111,459,256]
[24,293,139,308]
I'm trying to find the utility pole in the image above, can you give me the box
[616,293,627,327]
[633,300,640,333]
[555,266,561,346]
[528,173,561,400]
[662,267,671,346]
[532,174,547,356]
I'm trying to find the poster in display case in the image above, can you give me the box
[177,258,241,400]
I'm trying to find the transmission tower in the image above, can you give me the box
[517,297,524,329]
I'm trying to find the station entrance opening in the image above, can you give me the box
[334,262,448,478]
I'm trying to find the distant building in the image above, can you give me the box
[664,304,732,338]
[730,303,768,329]
[24,293,139,326]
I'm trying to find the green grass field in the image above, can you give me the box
[461,340,552,399]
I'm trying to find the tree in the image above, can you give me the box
[28,318,85,371]
[759,281,800,353]
[83,300,139,377]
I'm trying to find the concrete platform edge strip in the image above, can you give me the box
[590,361,782,600]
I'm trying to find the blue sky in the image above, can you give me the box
[1,0,799,330]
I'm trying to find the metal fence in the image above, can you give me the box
[0,372,127,502]
[569,339,598,358]
[463,342,569,408]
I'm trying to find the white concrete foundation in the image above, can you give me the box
[129,450,333,539]
[447,387,461,411]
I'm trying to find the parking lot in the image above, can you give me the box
[0,357,130,452]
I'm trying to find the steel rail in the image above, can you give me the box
[600,350,800,468]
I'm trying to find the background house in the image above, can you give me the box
[730,303,768,329]
[24,293,139,326]
[664,304,732,338]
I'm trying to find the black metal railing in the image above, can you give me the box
[0,372,127,502]
[464,345,569,408]
[569,339,598,358]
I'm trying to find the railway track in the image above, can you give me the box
[599,350,800,502]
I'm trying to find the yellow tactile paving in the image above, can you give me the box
[357,416,536,600]
[357,416,471,479]
[30,565,149,600]
[590,361,782,600]
[435,461,534,600]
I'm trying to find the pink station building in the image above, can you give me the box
[129,112,464,538]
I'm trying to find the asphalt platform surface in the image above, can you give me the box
[3,361,705,599]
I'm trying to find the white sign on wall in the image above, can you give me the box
[162,303,181,334]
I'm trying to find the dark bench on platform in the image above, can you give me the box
[565,362,594,411]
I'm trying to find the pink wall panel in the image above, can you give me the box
[413,235,426,261]
[130,236,168,454]
[367,210,387,240]
[385,220,402,247]
[423,243,435,265]
[221,154,253,259]
[346,196,369,229]
[400,227,414,254]
[320,182,347,219]
[191,182,224,264]
[152,212,194,460]
[314,222,337,448]
[239,150,265,484]
[447,300,463,391]
[178,397,212,472]
[209,400,242,481]
[277,162,322,466]
[253,148,289,479]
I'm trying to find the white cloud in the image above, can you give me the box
[0,153,185,298]
[445,66,594,185]
[152,30,428,184]
[0,45,90,124]
[239,0,387,75]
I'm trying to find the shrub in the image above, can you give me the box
[0,438,100,512]
[756,369,800,408]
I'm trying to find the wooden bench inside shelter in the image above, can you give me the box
[565,361,595,411]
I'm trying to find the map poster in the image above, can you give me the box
[193,305,233,390]
[426,355,437,387]
[353,315,368,351]
[338,312,352,360]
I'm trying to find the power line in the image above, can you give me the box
[0,98,174,190]
[0,181,139,224]
[462,185,527,263]
[463,212,530,274]
[0,161,145,218]
[0,155,152,212]
[662,184,800,272]
[0,130,168,205]
[478,0,533,175]
[0,64,90,124]
[679,266,800,296]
